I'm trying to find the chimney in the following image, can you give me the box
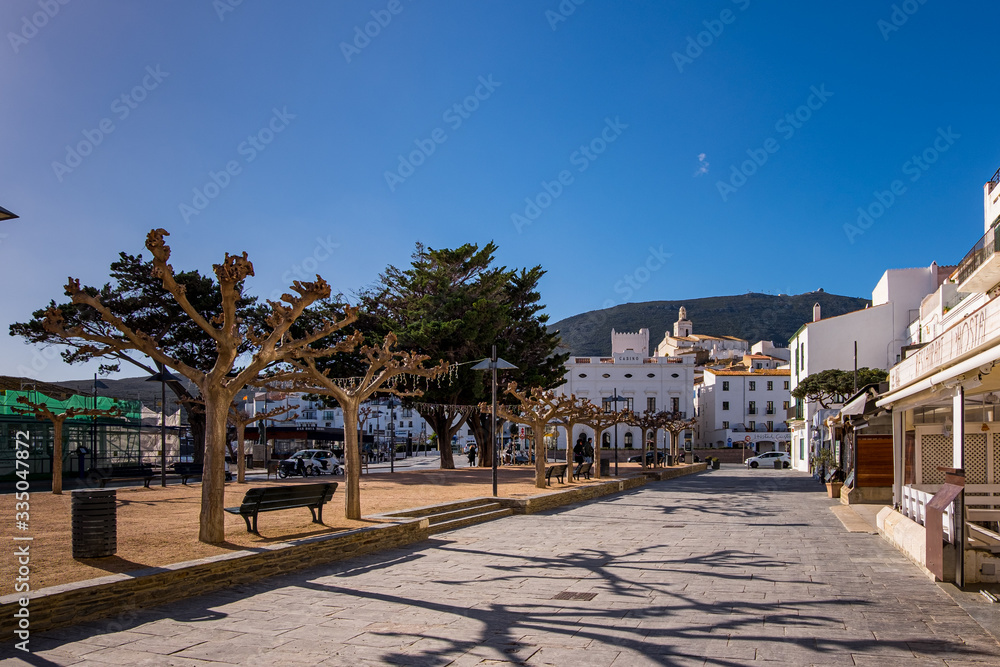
[813,303,821,322]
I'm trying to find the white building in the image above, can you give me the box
[558,328,696,452]
[696,367,791,450]
[788,263,950,472]
[654,307,748,361]
[751,340,790,363]
[874,166,1000,585]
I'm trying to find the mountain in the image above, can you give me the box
[548,291,872,356]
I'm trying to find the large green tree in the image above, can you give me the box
[791,368,888,409]
[10,251,265,461]
[358,243,567,468]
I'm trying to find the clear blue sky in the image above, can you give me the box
[2,1,998,381]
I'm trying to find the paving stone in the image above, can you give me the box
[9,468,1000,665]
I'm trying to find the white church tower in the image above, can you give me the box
[673,307,693,337]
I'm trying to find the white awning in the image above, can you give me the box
[840,393,868,418]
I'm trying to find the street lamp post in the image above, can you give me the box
[473,346,517,497]
[387,397,397,473]
[145,368,177,487]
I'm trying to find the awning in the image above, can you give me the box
[840,392,868,418]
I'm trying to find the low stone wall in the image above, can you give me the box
[499,463,707,514]
[876,507,942,580]
[0,464,707,639]
[841,485,892,505]
[0,518,430,638]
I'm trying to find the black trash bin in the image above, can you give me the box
[599,459,610,476]
[712,459,720,470]
[667,454,674,466]
[71,489,116,558]
[774,460,781,470]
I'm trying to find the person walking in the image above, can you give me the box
[584,437,595,463]
[467,443,477,467]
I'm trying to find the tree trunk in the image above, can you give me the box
[469,413,494,467]
[417,404,468,469]
[534,421,546,488]
[563,422,575,483]
[51,417,65,495]
[199,393,229,544]
[236,421,246,483]
[593,427,603,479]
[188,408,206,466]
[640,428,648,470]
[342,405,362,520]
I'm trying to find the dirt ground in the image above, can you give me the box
[1,463,650,594]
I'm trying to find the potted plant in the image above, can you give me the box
[812,449,844,498]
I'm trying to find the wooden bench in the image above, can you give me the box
[224,482,338,534]
[87,464,154,488]
[173,462,203,484]
[545,464,567,486]
[573,462,592,481]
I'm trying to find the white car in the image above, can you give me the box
[745,451,791,469]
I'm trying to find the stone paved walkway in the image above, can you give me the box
[5,467,1000,666]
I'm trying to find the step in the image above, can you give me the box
[426,502,505,525]
[428,508,514,535]
[386,497,498,519]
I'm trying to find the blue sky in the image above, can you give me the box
[2,0,998,381]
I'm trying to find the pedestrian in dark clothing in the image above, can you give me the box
[467,444,477,466]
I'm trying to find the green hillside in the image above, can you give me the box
[549,291,872,356]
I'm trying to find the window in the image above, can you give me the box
[782,400,789,410]
[766,401,774,414]
[603,432,611,446]
[766,381,773,391]
[722,401,730,411]
[647,397,656,413]
[722,421,729,429]
[367,425,372,433]
[748,401,756,414]
[671,397,679,413]
[784,381,789,390]
[767,421,773,431]
[748,381,756,391]
[624,432,634,448]
[799,437,805,460]
[303,411,316,420]
[408,421,413,427]
[748,421,756,431]
[402,408,412,418]
[722,381,730,391]
[323,411,335,421]
[603,397,633,412]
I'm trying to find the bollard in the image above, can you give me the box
[71,489,117,558]
[774,460,781,470]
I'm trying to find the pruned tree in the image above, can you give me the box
[551,396,591,480]
[227,400,298,483]
[662,412,698,463]
[37,229,357,543]
[14,396,122,494]
[577,400,631,479]
[267,333,448,519]
[488,382,576,489]
[10,251,266,462]
[629,410,678,469]
[791,368,888,409]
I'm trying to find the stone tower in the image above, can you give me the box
[673,307,693,337]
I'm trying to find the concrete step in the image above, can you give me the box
[426,502,505,525]
[428,508,514,535]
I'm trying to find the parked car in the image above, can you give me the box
[627,451,666,464]
[278,449,342,478]
[745,451,791,469]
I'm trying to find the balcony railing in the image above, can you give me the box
[765,409,775,415]
[954,224,1000,287]
[747,407,757,415]
[990,166,1000,195]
